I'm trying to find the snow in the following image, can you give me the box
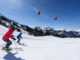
[0,25,80,60]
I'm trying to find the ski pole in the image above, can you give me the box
[14,41,18,52]
[21,38,25,44]
[0,44,5,47]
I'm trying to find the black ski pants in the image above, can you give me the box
[3,39,12,48]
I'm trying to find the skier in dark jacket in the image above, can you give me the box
[2,25,16,51]
[17,32,22,43]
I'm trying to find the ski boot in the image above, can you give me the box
[2,47,12,51]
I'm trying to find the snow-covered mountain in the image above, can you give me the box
[0,13,80,38]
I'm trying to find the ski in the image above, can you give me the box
[17,43,28,46]
[2,47,23,51]
[11,47,23,51]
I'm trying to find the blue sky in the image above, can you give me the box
[0,0,80,30]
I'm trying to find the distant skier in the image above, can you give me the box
[2,24,16,51]
[17,32,22,43]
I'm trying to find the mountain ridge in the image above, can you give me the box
[0,13,80,38]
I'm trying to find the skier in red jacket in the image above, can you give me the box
[2,25,16,51]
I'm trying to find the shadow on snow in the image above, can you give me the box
[3,51,24,60]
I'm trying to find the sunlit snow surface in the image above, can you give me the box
[0,25,80,60]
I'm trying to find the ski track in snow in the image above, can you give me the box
[0,25,80,60]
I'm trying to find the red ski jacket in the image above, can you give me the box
[2,28,14,40]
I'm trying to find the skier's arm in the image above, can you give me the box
[10,35,13,39]
[20,36,22,39]
[13,38,16,40]
[10,35,16,40]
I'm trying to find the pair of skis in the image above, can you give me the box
[0,42,28,51]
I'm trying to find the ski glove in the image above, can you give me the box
[13,38,16,40]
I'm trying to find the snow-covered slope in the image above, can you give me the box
[0,25,80,60]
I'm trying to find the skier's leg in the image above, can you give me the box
[17,39,20,43]
[4,40,12,48]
